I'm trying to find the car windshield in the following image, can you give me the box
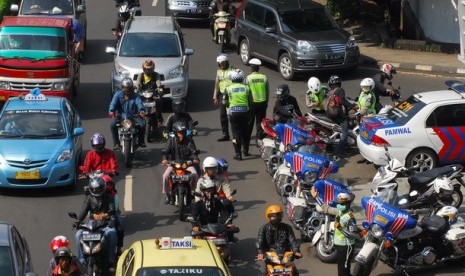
[280,8,337,33]
[136,267,225,276]
[20,0,74,15]
[0,110,66,139]
[385,95,426,125]
[119,33,181,58]
[0,247,14,276]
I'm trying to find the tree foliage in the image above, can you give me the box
[326,0,362,19]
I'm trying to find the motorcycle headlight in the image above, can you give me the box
[296,40,317,52]
[346,36,358,49]
[168,65,184,79]
[57,149,72,163]
[304,171,317,183]
[142,91,153,98]
[371,224,384,238]
[0,81,10,89]
[122,119,132,130]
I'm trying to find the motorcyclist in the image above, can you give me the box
[79,133,119,176]
[373,63,397,113]
[305,76,327,114]
[161,121,200,204]
[356,78,377,120]
[109,77,146,149]
[74,177,118,271]
[115,0,140,7]
[136,59,164,126]
[164,98,195,139]
[272,84,302,123]
[257,204,302,275]
[113,4,131,37]
[209,0,233,41]
[47,236,85,276]
[190,178,236,237]
[50,247,80,276]
[195,157,235,203]
[72,19,85,62]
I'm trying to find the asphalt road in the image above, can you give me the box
[1,1,465,275]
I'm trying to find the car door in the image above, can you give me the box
[425,103,465,164]
[260,8,279,62]
[242,3,265,59]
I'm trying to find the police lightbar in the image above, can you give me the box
[157,237,194,249]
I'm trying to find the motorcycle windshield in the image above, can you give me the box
[204,223,227,235]
[284,149,338,175]
[314,176,351,204]
[361,196,417,236]
[275,122,315,147]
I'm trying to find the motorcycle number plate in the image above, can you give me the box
[218,30,225,35]
[82,233,102,241]
[15,170,40,179]
[172,175,190,181]
[271,268,292,274]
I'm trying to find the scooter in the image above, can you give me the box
[212,11,231,53]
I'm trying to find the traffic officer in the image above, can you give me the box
[224,69,252,160]
[246,58,269,142]
[213,54,234,142]
[356,78,376,119]
[305,76,327,114]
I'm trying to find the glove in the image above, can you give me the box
[72,221,79,229]
[192,129,198,136]
[109,112,115,118]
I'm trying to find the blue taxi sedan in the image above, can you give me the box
[0,89,84,190]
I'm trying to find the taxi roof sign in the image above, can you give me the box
[159,237,194,250]
[24,88,47,101]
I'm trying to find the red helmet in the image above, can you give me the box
[50,235,69,253]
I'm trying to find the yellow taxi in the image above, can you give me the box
[116,236,232,276]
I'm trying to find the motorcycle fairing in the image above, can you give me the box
[359,115,400,144]
[275,122,315,147]
[362,196,417,236]
[284,150,338,175]
[314,178,351,204]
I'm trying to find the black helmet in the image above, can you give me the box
[89,177,106,197]
[121,77,134,94]
[328,75,341,87]
[90,133,105,153]
[276,84,289,100]
[118,4,130,21]
[173,121,187,135]
[54,247,72,263]
[172,99,186,114]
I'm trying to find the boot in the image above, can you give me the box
[242,145,250,157]
[233,142,242,161]
[217,133,230,142]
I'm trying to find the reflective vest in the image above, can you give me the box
[246,72,267,103]
[217,67,233,94]
[226,83,249,112]
[307,87,325,111]
[334,211,356,246]
[357,91,376,114]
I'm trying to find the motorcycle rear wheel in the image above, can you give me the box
[123,139,132,168]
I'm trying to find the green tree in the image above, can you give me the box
[326,0,362,19]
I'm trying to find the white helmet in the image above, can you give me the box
[216,54,229,63]
[436,206,458,224]
[249,58,262,66]
[307,77,321,93]
[203,157,218,172]
[433,176,453,194]
[229,69,245,83]
[119,3,130,13]
[360,78,375,91]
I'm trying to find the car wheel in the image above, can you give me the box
[405,148,438,173]
[278,53,295,80]
[239,39,250,65]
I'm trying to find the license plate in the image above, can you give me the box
[82,233,102,241]
[186,9,198,13]
[15,170,40,179]
[325,54,342,60]
[271,267,292,274]
[172,175,190,181]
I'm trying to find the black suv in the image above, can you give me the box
[235,0,360,80]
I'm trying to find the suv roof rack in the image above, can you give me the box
[445,80,465,98]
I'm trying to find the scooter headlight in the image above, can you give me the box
[91,242,103,254]
[142,91,153,98]
[122,119,132,130]
[371,224,384,238]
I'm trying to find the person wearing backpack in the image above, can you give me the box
[325,75,355,159]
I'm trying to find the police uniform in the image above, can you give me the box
[334,209,357,276]
[225,82,252,159]
[357,90,376,116]
[213,66,234,140]
[246,71,269,140]
[306,87,326,114]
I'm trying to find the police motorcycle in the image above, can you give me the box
[137,88,163,142]
[116,113,142,168]
[69,210,116,276]
[212,11,231,53]
[353,196,465,276]
[372,148,464,208]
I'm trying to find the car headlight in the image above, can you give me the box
[296,40,317,52]
[57,149,73,163]
[0,81,10,89]
[53,82,69,90]
[371,224,384,238]
[168,65,184,79]
[346,36,358,49]
[115,63,130,76]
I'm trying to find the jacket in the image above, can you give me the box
[109,91,145,118]
[328,87,354,122]
[373,72,391,102]
[136,71,162,92]
[191,197,233,227]
[257,222,300,254]
[162,136,199,161]
[272,96,302,123]
[79,149,118,174]
[195,174,233,201]
[77,193,116,223]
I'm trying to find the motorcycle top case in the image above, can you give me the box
[314,178,352,204]
[361,196,417,236]
[275,122,316,147]
[284,150,338,175]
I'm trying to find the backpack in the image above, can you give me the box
[324,88,341,119]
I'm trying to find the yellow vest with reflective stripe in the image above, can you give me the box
[217,67,233,93]
[226,83,249,112]
[246,72,267,103]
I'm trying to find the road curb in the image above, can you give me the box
[360,58,465,75]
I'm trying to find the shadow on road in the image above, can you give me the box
[81,39,118,65]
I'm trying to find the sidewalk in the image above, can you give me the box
[358,42,465,75]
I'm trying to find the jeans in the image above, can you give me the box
[334,118,348,156]
[75,226,117,264]
[110,117,146,145]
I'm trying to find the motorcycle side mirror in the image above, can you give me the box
[68,212,78,219]
[398,198,408,205]
[194,150,201,155]
[265,26,277,33]
[230,189,237,196]
[230,212,238,219]
[186,216,195,223]
[409,190,419,197]
[354,96,359,102]
[193,121,199,126]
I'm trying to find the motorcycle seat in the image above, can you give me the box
[313,113,334,124]
[408,165,456,186]
[420,215,448,234]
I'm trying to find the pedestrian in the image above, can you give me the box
[224,69,252,160]
[213,54,234,142]
[356,78,377,119]
[305,76,327,114]
[246,58,269,142]
[272,84,302,124]
[373,63,397,113]
[325,75,354,159]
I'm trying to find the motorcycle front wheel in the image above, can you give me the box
[352,261,372,276]
[178,192,186,221]
[123,139,132,168]
[86,257,94,276]
[316,235,337,263]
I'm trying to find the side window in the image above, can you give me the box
[122,249,135,276]
[244,3,265,27]
[264,9,277,28]
[64,102,74,131]
[426,104,465,127]
[12,228,24,275]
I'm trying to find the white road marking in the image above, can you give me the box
[152,0,158,7]
[124,175,133,212]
